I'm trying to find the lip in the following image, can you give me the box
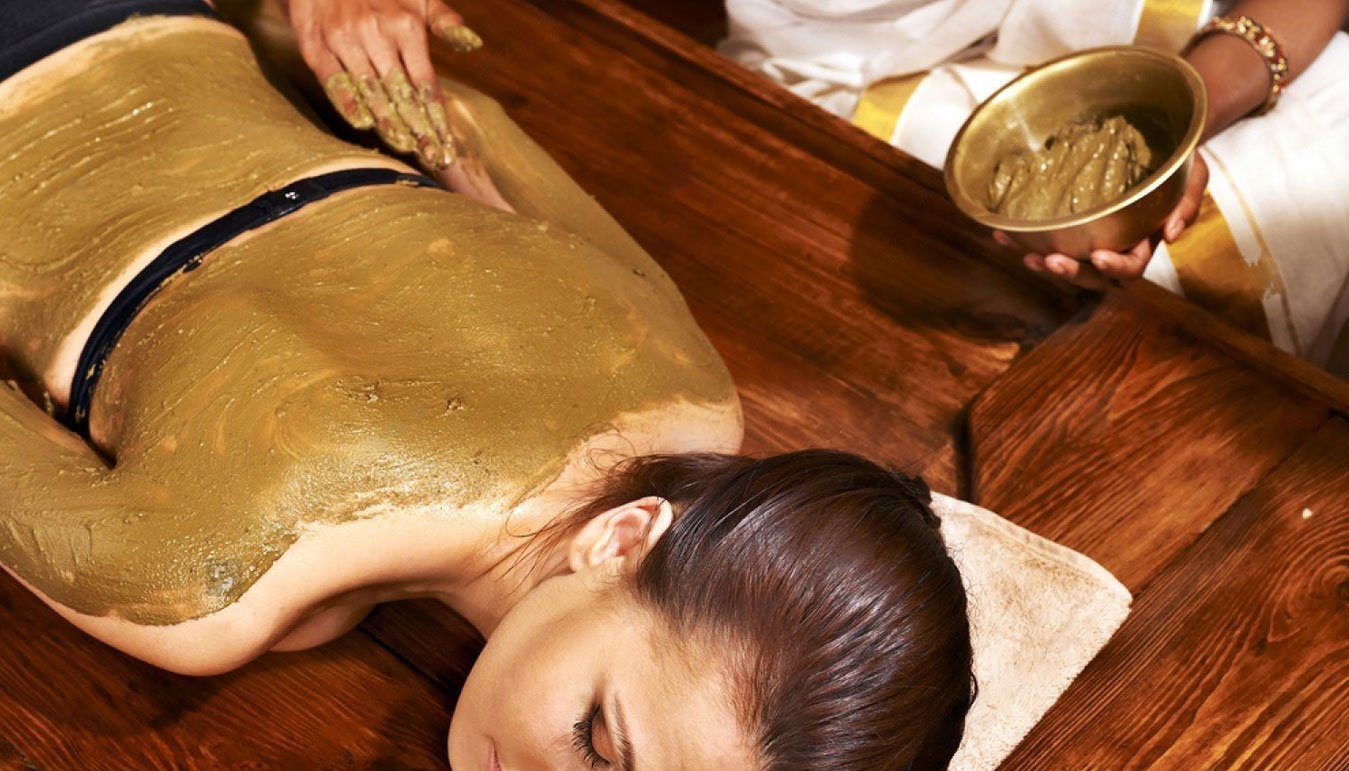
[487,741,502,771]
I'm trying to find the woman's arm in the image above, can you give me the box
[0,382,124,607]
[432,79,665,277]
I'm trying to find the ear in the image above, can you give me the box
[567,496,674,574]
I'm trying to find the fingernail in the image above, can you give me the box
[419,137,447,169]
[381,120,416,153]
[408,121,445,169]
[421,85,455,142]
[385,72,444,168]
[435,22,483,53]
[384,71,434,136]
[383,69,415,103]
[324,72,374,129]
[1090,252,1110,270]
[1165,219,1182,242]
[358,74,416,154]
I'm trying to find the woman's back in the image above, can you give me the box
[86,183,735,623]
[0,14,736,642]
[0,16,402,399]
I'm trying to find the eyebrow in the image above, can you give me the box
[613,694,638,771]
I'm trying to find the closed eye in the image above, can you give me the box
[573,702,609,768]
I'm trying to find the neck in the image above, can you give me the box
[431,493,574,637]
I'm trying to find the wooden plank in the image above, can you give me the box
[0,575,454,770]
[1002,418,1349,769]
[0,737,38,771]
[1124,281,1349,414]
[610,0,726,43]
[583,0,1349,414]
[357,601,483,695]
[536,0,966,203]
[969,294,1329,591]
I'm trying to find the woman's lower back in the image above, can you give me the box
[0,15,405,403]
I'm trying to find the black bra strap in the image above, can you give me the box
[65,167,440,435]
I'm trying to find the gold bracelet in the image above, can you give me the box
[1191,15,1289,116]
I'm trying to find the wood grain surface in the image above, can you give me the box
[560,0,1349,415]
[613,0,726,42]
[1000,418,1349,770]
[2,0,1346,768]
[969,294,1330,590]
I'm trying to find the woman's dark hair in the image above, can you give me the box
[554,450,975,770]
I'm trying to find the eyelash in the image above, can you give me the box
[572,702,608,769]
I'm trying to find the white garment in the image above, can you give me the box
[1184,32,1349,361]
[722,0,1151,117]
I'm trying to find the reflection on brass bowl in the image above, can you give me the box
[944,46,1207,257]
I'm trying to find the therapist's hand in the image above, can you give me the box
[286,0,483,169]
[999,152,1209,290]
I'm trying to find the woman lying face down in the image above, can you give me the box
[451,452,974,771]
[0,6,973,770]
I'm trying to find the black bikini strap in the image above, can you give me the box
[65,167,440,436]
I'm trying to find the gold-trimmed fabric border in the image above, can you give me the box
[1133,0,1209,52]
[1202,149,1302,354]
[851,72,927,142]
[1167,192,1274,340]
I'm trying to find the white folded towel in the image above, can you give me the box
[934,493,1132,770]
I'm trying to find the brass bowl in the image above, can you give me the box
[944,46,1206,257]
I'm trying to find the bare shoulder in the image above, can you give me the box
[4,565,274,676]
[547,397,745,494]
[1,501,476,675]
[632,395,744,456]
[1,397,741,677]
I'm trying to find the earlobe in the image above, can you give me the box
[567,496,674,573]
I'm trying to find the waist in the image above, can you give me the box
[65,168,442,438]
[0,16,412,402]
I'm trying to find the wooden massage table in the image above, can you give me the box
[1,0,1345,767]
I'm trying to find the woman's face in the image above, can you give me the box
[447,499,757,771]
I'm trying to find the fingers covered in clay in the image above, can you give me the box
[288,0,483,169]
[355,72,416,154]
[421,84,457,167]
[323,71,374,130]
[433,21,483,52]
[428,0,482,55]
[387,9,456,168]
[383,67,447,168]
[293,12,374,131]
[351,19,423,157]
